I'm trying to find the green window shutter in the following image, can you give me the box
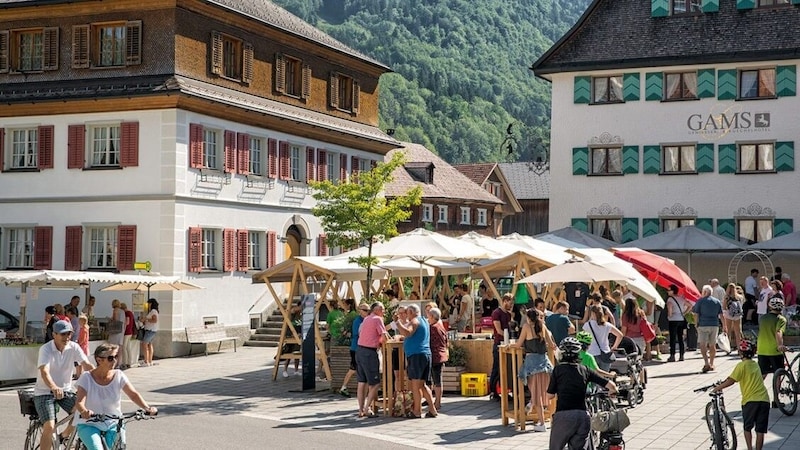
[696,218,714,233]
[645,72,663,101]
[572,218,588,232]
[622,218,639,243]
[701,0,719,12]
[623,73,640,101]
[718,144,737,173]
[622,146,639,174]
[697,69,716,98]
[573,147,589,175]
[716,219,735,240]
[651,0,669,17]
[774,219,793,237]
[574,76,591,104]
[776,141,794,172]
[642,218,660,237]
[794,0,800,5]
[643,145,661,174]
[717,69,737,100]
[696,143,715,173]
[736,0,755,9]
[776,65,796,97]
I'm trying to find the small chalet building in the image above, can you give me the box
[454,163,523,236]
[386,144,504,237]
[497,163,550,236]
[0,0,397,355]
[533,0,799,244]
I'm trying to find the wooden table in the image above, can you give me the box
[453,337,493,374]
[499,344,557,431]
[381,339,406,416]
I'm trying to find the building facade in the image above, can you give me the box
[0,0,397,355]
[454,163,523,236]
[533,0,798,246]
[496,163,550,236]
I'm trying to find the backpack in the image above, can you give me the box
[727,298,743,319]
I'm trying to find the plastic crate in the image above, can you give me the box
[461,373,488,397]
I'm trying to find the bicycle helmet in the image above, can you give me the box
[559,336,582,356]
[738,339,755,358]
[768,296,785,311]
[575,331,593,346]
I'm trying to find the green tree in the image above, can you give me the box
[310,152,421,294]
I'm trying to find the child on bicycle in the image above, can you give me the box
[712,339,769,450]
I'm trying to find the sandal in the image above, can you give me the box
[367,410,378,418]
[405,411,421,419]
[425,411,438,418]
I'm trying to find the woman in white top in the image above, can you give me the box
[140,299,159,367]
[74,343,157,450]
[582,305,623,371]
[665,284,690,362]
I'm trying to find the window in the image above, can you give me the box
[664,72,697,100]
[672,0,701,14]
[758,0,790,6]
[592,76,623,103]
[210,31,252,84]
[590,147,622,174]
[275,53,310,98]
[6,228,34,268]
[89,124,120,167]
[203,129,220,169]
[460,207,470,225]
[738,219,773,244]
[71,22,140,69]
[591,219,622,242]
[222,35,241,80]
[96,24,125,67]
[88,227,117,269]
[739,143,774,172]
[201,229,219,270]
[327,152,339,182]
[290,145,303,181]
[330,72,360,113]
[437,205,448,224]
[662,219,695,232]
[663,145,696,173]
[17,30,43,71]
[249,137,264,175]
[359,159,371,173]
[2,27,58,73]
[247,231,262,270]
[422,204,433,222]
[740,69,776,99]
[477,209,487,226]
[10,128,38,169]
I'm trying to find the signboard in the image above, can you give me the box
[300,293,317,391]
[133,261,152,272]
[131,292,146,313]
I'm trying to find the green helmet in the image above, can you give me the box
[575,331,593,345]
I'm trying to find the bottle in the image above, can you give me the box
[503,329,509,346]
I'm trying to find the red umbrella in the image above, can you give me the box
[612,248,701,301]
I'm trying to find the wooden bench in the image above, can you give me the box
[185,324,237,356]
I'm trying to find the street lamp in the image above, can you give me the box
[502,123,549,175]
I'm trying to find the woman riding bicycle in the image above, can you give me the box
[74,343,157,449]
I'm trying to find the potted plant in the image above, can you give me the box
[441,342,468,393]
[328,310,358,391]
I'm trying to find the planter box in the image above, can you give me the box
[328,346,357,392]
[442,365,466,393]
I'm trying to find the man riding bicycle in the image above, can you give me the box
[34,320,95,450]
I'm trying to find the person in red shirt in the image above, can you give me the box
[782,274,797,307]
[489,294,513,400]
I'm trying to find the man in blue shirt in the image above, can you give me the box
[693,285,728,373]
[545,301,575,345]
[338,303,369,397]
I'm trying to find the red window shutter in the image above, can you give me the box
[223,228,235,272]
[36,125,55,169]
[189,123,204,168]
[267,138,278,178]
[318,234,328,257]
[120,122,139,167]
[34,226,53,269]
[351,156,360,180]
[67,125,85,169]
[317,150,327,181]
[64,226,83,270]
[117,225,137,271]
[279,141,290,180]
[0,128,4,171]
[237,133,249,174]
[340,153,347,181]
[306,146,316,182]
[188,227,202,272]
[267,231,277,268]
[237,229,249,271]
[224,130,236,174]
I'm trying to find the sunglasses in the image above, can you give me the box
[99,354,118,362]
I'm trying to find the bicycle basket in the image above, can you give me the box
[591,408,630,432]
[18,389,37,416]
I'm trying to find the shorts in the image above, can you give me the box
[697,326,719,346]
[34,393,77,423]
[406,353,431,381]
[742,401,769,433]
[355,346,381,385]
[757,354,784,375]
[349,350,357,371]
[141,330,157,344]
[430,362,444,386]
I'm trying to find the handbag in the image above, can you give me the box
[716,332,731,353]
[587,322,616,363]
[639,316,656,343]
[391,390,414,417]
[591,408,631,432]
[107,316,124,335]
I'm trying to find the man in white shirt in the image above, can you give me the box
[710,279,726,301]
[757,276,774,316]
[34,320,94,450]
[745,269,759,302]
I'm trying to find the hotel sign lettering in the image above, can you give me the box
[686,106,771,139]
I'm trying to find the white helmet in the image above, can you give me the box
[768,296,785,311]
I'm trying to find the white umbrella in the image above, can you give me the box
[516,257,635,285]
[101,274,203,299]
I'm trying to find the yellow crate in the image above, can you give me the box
[460,373,488,397]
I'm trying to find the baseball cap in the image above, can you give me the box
[53,320,73,334]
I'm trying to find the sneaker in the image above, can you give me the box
[339,388,351,398]
[282,370,289,378]
[666,356,676,362]
[294,370,302,376]
[701,365,711,373]
[533,423,547,432]
[679,355,685,362]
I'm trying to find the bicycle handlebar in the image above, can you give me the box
[693,381,724,394]
[86,410,157,422]
[785,346,800,353]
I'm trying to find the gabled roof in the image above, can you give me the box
[497,162,550,200]
[385,143,503,205]
[532,0,800,77]
[453,163,496,185]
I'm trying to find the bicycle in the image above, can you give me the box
[72,410,156,450]
[772,345,800,416]
[694,381,737,450]
[18,388,80,450]
[586,390,626,450]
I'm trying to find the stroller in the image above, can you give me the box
[608,348,646,407]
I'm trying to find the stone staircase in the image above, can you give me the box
[244,309,284,347]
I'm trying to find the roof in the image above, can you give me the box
[0,0,389,71]
[533,0,800,76]
[453,163,496,185]
[385,143,503,205]
[497,162,550,200]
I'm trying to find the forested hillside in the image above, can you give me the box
[272,0,591,164]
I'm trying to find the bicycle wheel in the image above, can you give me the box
[720,411,737,450]
[704,402,714,437]
[24,420,42,450]
[773,368,798,416]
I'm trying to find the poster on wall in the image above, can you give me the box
[131,292,146,313]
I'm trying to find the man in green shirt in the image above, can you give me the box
[757,297,788,380]
[326,300,344,342]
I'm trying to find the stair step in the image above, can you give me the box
[249,333,280,341]
[253,328,281,336]
[244,341,278,347]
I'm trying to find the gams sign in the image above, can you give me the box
[687,107,771,138]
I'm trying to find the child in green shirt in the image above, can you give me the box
[575,331,615,378]
[713,339,769,450]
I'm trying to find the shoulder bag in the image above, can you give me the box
[587,322,615,364]
[639,315,656,343]
[107,310,124,335]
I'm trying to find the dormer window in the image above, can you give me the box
[405,162,435,184]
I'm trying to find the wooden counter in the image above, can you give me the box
[452,337,493,375]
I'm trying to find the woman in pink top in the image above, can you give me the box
[355,302,389,417]
[620,297,646,354]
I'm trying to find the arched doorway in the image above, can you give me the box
[284,225,305,259]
